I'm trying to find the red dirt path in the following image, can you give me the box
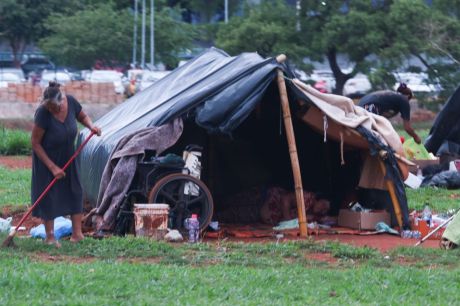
[0,156,32,169]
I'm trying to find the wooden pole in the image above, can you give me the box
[378,150,404,229]
[276,54,308,237]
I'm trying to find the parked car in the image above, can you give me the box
[0,72,23,88]
[393,72,442,94]
[21,57,55,76]
[138,70,171,92]
[39,71,72,88]
[0,60,15,68]
[0,68,26,82]
[87,70,124,94]
[343,73,372,96]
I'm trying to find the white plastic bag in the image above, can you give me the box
[0,217,12,233]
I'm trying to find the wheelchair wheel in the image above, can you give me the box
[147,173,213,232]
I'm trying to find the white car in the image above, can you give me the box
[393,72,441,94]
[343,73,372,96]
[39,71,72,88]
[0,72,22,88]
[139,70,171,92]
[87,70,124,94]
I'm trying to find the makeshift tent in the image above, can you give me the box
[425,84,460,162]
[78,47,411,234]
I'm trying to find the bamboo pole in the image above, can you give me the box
[378,150,404,229]
[276,54,308,237]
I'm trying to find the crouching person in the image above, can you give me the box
[260,187,330,225]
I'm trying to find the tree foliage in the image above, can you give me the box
[39,3,196,69]
[0,0,80,65]
[215,1,307,63]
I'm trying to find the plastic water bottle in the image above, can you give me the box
[422,204,432,227]
[184,214,200,243]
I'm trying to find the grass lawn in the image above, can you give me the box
[1,123,460,304]
[0,166,30,209]
[1,236,460,305]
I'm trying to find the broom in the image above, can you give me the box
[2,131,95,247]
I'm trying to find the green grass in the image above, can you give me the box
[1,237,460,305]
[0,166,30,208]
[0,126,31,155]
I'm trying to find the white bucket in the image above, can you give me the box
[133,204,169,239]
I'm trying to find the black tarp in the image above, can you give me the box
[425,84,460,156]
[78,48,280,204]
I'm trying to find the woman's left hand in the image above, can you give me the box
[91,126,102,136]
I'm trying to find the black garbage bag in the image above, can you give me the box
[421,171,460,189]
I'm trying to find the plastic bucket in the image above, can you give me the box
[133,204,169,239]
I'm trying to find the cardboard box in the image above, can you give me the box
[408,158,439,174]
[338,209,391,230]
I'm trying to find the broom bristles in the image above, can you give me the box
[2,231,16,248]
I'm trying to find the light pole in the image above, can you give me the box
[141,0,146,68]
[225,0,228,23]
[150,0,154,67]
[132,0,138,67]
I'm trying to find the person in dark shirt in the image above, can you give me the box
[358,83,421,144]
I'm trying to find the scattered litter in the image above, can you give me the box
[9,226,26,234]
[208,221,219,231]
[273,218,298,231]
[375,222,399,235]
[30,216,72,240]
[164,229,183,242]
[0,217,12,233]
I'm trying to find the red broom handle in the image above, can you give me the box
[14,131,96,229]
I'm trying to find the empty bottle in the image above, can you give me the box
[422,203,432,227]
[184,214,200,243]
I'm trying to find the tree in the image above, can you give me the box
[215,1,307,64]
[39,3,196,69]
[0,0,80,66]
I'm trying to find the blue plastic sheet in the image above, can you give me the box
[30,216,72,240]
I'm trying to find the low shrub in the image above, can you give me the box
[0,126,31,155]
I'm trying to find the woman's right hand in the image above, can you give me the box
[51,166,66,179]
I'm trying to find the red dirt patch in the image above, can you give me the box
[0,156,32,169]
[306,252,338,264]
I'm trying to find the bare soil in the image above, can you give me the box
[0,155,32,169]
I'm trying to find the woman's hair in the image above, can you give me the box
[42,81,63,105]
[396,83,413,100]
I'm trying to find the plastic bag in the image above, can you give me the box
[30,216,72,240]
[0,217,12,233]
[403,138,431,160]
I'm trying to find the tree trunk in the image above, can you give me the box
[10,38,24,68]
[326,47,352,95]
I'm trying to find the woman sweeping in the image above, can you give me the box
[31,81,101,247]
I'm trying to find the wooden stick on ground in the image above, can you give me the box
[276,54,308,237]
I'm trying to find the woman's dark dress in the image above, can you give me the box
[31,95,83,220]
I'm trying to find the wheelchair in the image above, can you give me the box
[114,145,214,236]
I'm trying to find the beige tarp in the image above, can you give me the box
[293,80,408,190]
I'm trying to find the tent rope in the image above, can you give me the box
[323,115,328,142]
[340,131,345,165]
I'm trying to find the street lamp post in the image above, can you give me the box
[132,0,138,67]
[150,0,154,67]
[141,0,146,68]
[225,0,228,23]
